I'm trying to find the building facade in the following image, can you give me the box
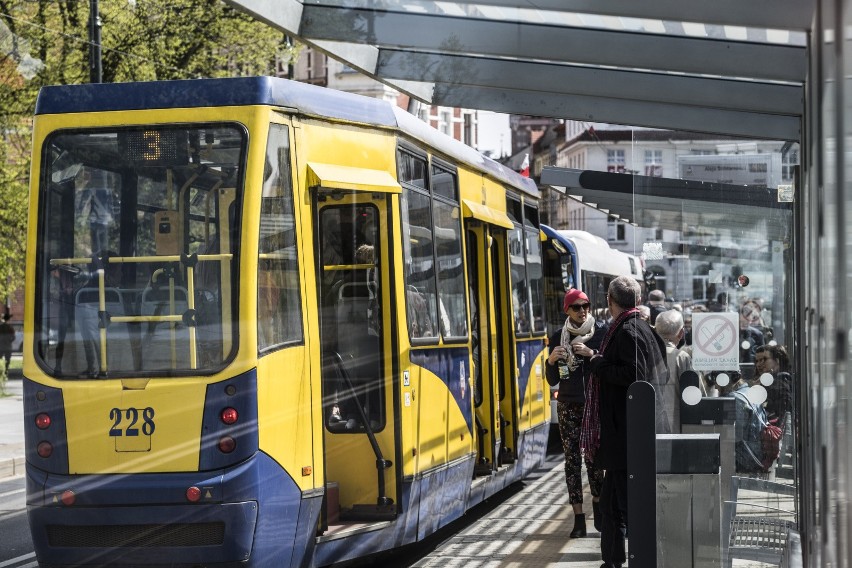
[284,46,478,147]
[543,122,798,303]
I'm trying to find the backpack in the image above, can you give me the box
[733,390,779,473]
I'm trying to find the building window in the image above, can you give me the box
[645,150,663,177]
[607,150,625,173]
[440,110,452,136]
[608,219,626,242]
[648,265,667,296]
[463,112,474,146]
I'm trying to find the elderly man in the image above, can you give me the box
[654,309,695,433]
[574,276,668,568]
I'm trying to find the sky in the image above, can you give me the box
[476,111,512,159]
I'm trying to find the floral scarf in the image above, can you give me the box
[579,307,640,461]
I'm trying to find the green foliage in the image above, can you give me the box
[0,0,297,298]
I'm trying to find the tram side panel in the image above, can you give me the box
[253,116,324,567]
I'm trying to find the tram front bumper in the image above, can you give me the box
[27,501,258,566]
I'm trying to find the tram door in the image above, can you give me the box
[315,193,397,524]
[466,222,513,473]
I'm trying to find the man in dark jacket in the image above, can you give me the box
[575,276,668,568]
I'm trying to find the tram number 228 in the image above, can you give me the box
[109,407,156,437]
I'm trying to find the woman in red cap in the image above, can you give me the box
[545,288,608,537]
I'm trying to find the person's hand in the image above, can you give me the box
[548,346,568,365]
[573,344,595,358]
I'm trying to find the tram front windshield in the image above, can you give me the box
[35,124,245,378]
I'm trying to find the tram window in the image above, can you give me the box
[542,245,566,335]
[524,204,539,228]
[319,204,385,433]
[509,226,530,334]
[433,200,467,339]
[258,124,302,352]
[401,188,439,340]
[36,124,245,377]
[526,233,545,334]
[431,164,458,201]
[397,150,427,189]
[506,197,522,224]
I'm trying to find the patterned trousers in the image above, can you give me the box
[557,400,604,504]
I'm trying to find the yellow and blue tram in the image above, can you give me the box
[22,76,550,567]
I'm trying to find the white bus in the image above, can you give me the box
[541,225,644,430]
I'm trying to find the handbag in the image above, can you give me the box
[760,417,783,471]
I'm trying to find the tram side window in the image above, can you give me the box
[542,244,566,336]
[506,199,545,336]
[399,150,439,341]
[431,165,467,339]
[258,124,302,351]
[524,204,545,334]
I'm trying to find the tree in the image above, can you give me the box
[0,0,298,299]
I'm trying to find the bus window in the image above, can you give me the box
[258,124,302,351]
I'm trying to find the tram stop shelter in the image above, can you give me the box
[223,1,848,566]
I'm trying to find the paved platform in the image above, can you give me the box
[412,458,608,568]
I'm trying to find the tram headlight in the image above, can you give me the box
[220,407,238,425]
[218,436,236,454]
[35,413,52,429]
[37,441,53,458]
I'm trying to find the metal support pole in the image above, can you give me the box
[89,0,102,83]
[627,380,657,567]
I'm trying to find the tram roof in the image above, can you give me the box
[224,0,810,142]
[35,77,537,198]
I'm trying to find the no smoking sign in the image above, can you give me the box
[692,312,740,371]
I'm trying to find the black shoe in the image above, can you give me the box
[570,513,587,538]
[592,500,602,531]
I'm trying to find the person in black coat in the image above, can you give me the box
[574,276,668,568]
[546,288,608,538]
[755,344,793,422]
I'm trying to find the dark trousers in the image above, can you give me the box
[600,469,628,567]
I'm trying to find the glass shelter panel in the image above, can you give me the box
[621,135,798,567]
[35,124,244,378]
